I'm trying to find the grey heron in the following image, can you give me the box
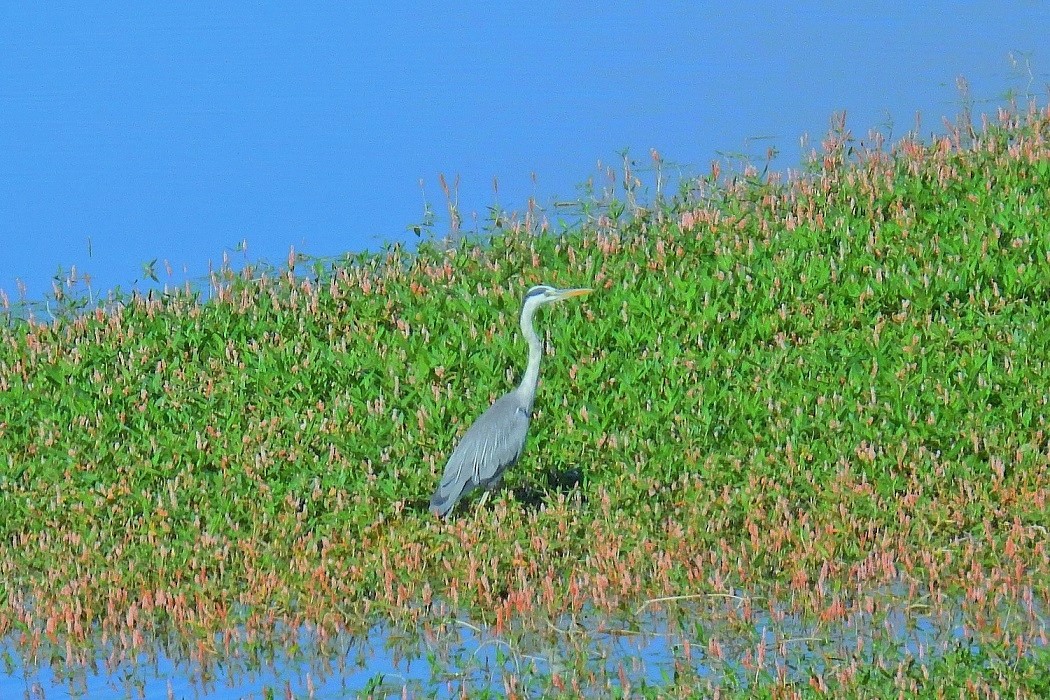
[429,285,593,518]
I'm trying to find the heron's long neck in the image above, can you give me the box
[516,303,543,410]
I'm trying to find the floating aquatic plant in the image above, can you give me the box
[1,99,1049,697]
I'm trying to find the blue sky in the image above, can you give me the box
[2,2,1047,307]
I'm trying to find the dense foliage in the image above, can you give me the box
[2,102,1049,696]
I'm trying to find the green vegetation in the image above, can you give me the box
[2,100,1049,697]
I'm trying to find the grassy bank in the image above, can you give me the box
[2,101,1049,696]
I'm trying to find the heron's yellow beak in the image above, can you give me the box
[558,288,593,299]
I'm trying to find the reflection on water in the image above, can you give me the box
[2,584,1045,698]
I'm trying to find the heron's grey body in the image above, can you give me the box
[429,285,591,518]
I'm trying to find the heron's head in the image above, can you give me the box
[523,285,593,309]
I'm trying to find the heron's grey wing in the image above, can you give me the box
[430,392,531,516]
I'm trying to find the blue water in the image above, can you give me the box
[2,2,1048,303]
[3,586,1044,698]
